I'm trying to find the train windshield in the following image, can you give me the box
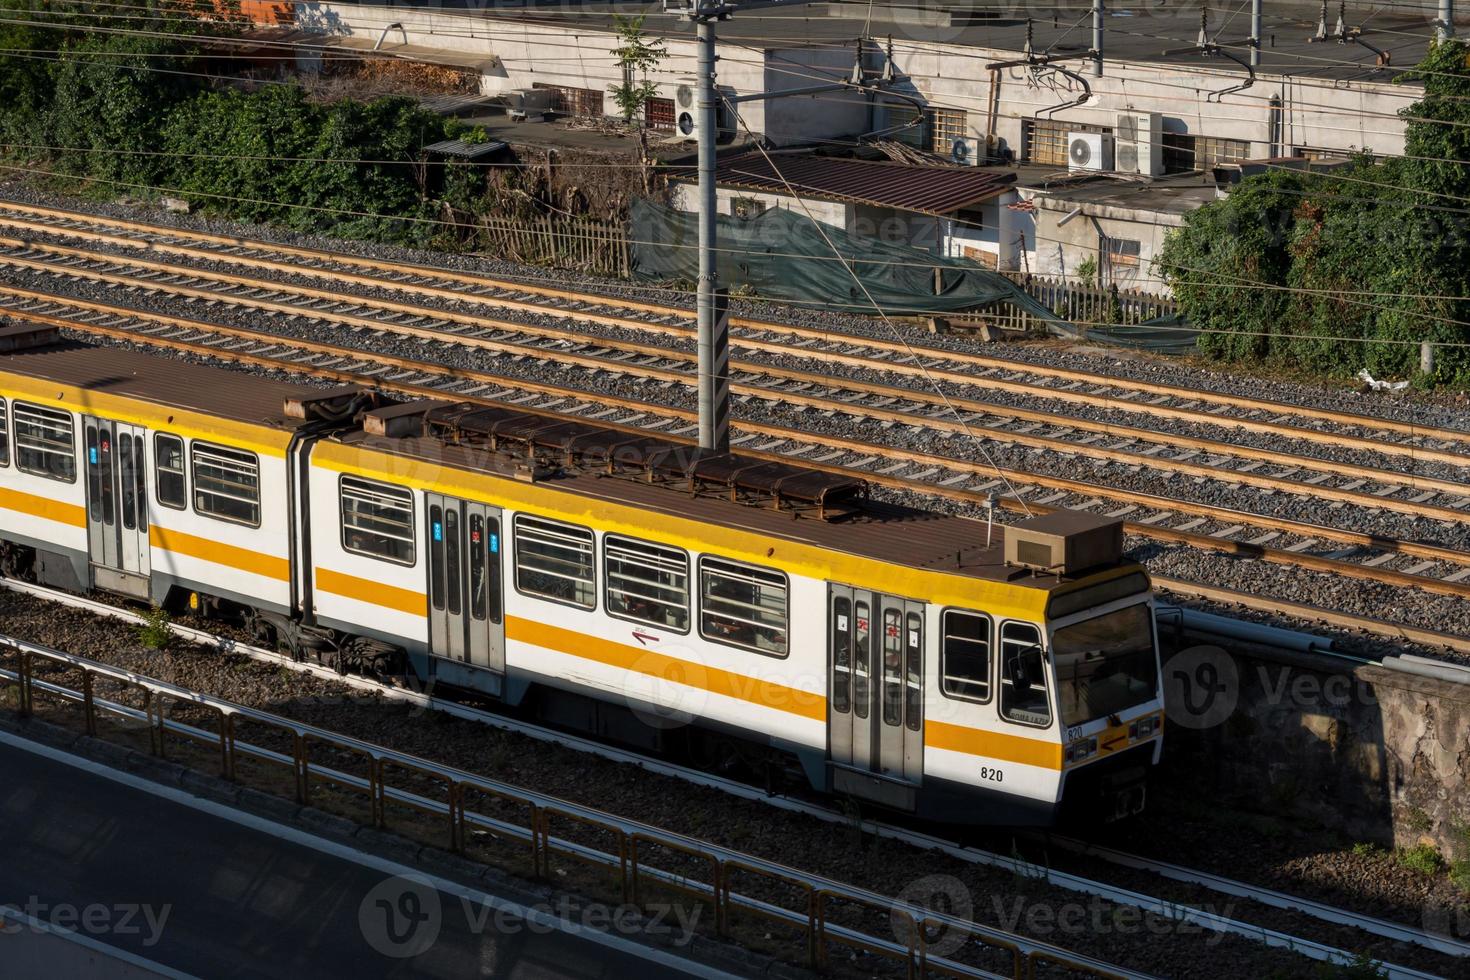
[1052,602,1158,729]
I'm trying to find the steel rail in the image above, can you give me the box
[1152,578,1470,656]
[6,293,1470,618]
[3,244,1468,526]
[0,201,1466,463]
[0,581,1460,977]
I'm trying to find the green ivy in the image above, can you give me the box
[1157,40,1470,387]
[0,8,465,247]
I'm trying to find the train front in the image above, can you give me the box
[1004,514,1164,824]
[1048,579,1162,822]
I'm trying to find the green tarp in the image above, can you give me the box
[1084,315,1200,355]
[628,200,1069,324]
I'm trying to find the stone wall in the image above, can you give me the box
[1158,626,1470,857]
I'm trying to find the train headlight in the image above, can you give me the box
[1130,716,1158,740]
[1065,737,1098,764]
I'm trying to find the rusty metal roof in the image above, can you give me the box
[671,152,1016,217]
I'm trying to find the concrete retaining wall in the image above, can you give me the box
[1159,625,1470,857]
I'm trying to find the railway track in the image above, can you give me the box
[3,201,1470,640]
[6,234,1470,524]
[3,576,1464,980]
[5,285,1470,650]
[1,198,1466,460]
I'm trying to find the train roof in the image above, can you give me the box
[336,427,1112,590]
[0,333,1130,589]
[0,335,315,431]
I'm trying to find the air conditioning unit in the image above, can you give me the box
[503,87,552,122]
[1114,112,1163,176]
[1067,132,1113,172]
[675,79,699,142]
[949,137,981,166]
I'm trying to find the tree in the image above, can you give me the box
[608,15,667,126]
[1156,39,1470,384]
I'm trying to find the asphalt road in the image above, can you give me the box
[0,733,733,979]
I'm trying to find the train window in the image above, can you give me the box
[0,398,8,467]
[904,611,922,732]
[191,442,260,527]
[999,622,1051,728]
[154,434,186,509]
[604,535,689,633]
[853,601,870,719]
[941,610,992,703]
[1048,572,1150,619]
[514,514,595,609]
[469,513,487,621]
[831,596,851,714]
[486,516,503,625]
[698,556,788,657]
[340,476,415,565]
[14,402,75,482]
[429,504,446,611]
[881,609,902,727]
[444,508,462,616]
[119,433,136,531]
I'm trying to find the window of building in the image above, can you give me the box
[699,556,788,657]
[514,514,595,608]
[0,398,8,467]
[191,442,260,526]
[891,106,970,155]
[14,402,75,482]
[644,96,675,131]
[1105,237,1142,270]
[605,534,689,632]
[154,433,186,509]
[534,83,605,118]
[928,107,968,156]
[999,621,1051,727]
[730,196,766,220]
[341,476,414,565]
[1025,119,1111,167]
[1162,133,1250,173]
[1293,145,1355,162]
[942,609,992,702]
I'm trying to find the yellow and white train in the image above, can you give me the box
[0,329,1164,823]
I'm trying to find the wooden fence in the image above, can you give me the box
[471,213,1176,331]
[477,214,630,278]
[982,273,1177,333]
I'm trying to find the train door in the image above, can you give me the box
[83,417,150,598]
[828,585,924,795]
[425,493,504,676]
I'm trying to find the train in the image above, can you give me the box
[0,325,1164,824]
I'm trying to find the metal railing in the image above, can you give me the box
[0,635,1143,980]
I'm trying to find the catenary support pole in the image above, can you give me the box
[696,14,729,453]
[1092,0,1104,76]
[1439,0,1454,40]
[1250,0,1263,66]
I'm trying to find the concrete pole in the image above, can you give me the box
[696,15,730,454]
[1421,340,1436,375]
[1439,0,1454,41]
[1092,0,1104,76]
[1250,0,1263,66]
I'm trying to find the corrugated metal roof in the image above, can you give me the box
[423,138,509,160]
[671,153,1016,216]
